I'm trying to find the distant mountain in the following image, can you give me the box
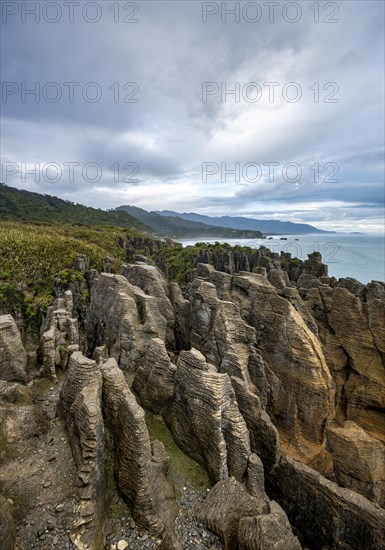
[0,184,150,231]
[156,211,335,235]
[116,205,263,239]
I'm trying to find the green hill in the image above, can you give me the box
[0,184,150,231]
[117,205,263,239]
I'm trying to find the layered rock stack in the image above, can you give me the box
[58,351,180,549]
[1,253,385,550]
[40,291,80,379]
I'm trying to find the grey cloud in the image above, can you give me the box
[0,0,384,231]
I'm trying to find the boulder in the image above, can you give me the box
[194,477,269,550]
[238,501,302,550]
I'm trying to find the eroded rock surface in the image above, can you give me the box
[300,280,385,443]
[270,455,385,550]
[58,351,106,550]
[101,358,166,536]
[194,477,269,549]
[40,292,79,379]
[2,252,384,550]
[86,273,168,372]
[167,349,251,483]
[0,493,16,550]
[0,315,27,383]
[327,421,385,506]
[189,267,334,465]
[238,501,302,550]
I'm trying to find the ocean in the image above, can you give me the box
[177,234,385,285]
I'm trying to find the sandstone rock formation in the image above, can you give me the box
[58,351,106,550]
[59,350,180,549]
[188,267,334,465]
[327,421,385,506]
[299,279,385,443]
[2,248,384,550]
[167,349,251,483]
[0,494,16,550]
[194,477,301,550]
[270,455,385,550]
[40,292,79,379]
[237,501,302,550]
[86,273,169,372]
[132,337,176,415]
[194,477,269,549]
[101,357,164,535]
[121,263,176,348]
[0,315,27,383]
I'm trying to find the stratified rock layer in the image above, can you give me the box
[194,477,269,549]
[270,455,385,550]
[189,267,334,465]
[101,358,164,535]
[0,315,27,383]
[58,351,106,550]
[327,421,385,507]
[238,501,302,550]
[86,273,168,372]
[0,494,16,550]
[167,349,251,483]
[40,292,79,379]
[300,280,385,442]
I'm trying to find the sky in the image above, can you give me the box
[1,0,384,232]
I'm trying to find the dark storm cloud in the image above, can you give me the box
[0,0,384,231]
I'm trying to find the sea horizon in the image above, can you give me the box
[177,233,385,285]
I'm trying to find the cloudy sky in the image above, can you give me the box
[1,0,384,232]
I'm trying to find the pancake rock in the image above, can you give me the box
[190,267,334,465]
[194,477,300,550]
[101,358,167,537]
[167,348,251,483]
[270,454,385,550]
[121,263,176,348]
[237,501,302,550]
[40,292,79,379]
[59,351,106,550]
[0,315,27,383]
[300,280,385,442]
[86,273,168,372]
[327,421,385,506]
[0,494,16,550]
[132,337,176,415]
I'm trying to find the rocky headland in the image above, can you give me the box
[1,241,384,550]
